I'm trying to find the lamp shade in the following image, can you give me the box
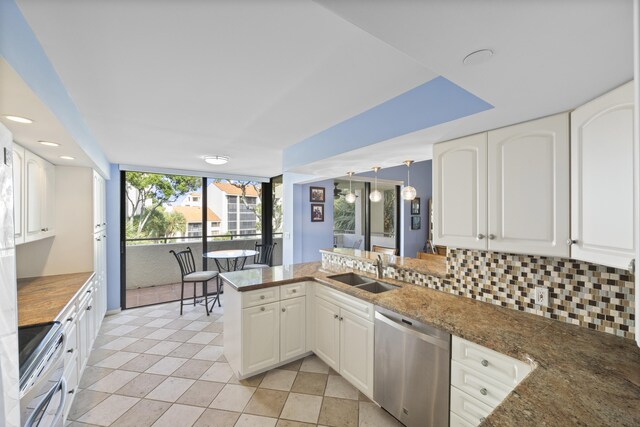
[345,192,357,204]
[369,189,382,202]
[401,185,417,201]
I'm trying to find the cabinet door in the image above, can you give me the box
[242,301,280,374]
[76,300,89,371]
[12,144,25,244]
[87,296,95,348]
[433,133,488,249]
[488,113,570,257]
[24,151,43,240]
[339,309,374,396]
[42,161,55,235]
[314,297,340,371]
[571,82,637,269]
[280,296,306,361]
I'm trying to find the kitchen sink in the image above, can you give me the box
[354,281,399,294]
[327,273,373,286]
[327,273,399,294]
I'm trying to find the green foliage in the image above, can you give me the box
[383,189,395,234]
[334,197,356,232]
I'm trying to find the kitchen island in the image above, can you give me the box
[220,260,640,427]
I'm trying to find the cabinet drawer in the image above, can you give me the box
[242,287,280,308]
[315,285,373,321]
[451,360,511,408]
[450,411,474,427]
[452,336,531,386]
[281,282,306,300]
[63,321,78,368]
[451,386,492,426]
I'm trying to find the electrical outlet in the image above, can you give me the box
[534,286,548,306]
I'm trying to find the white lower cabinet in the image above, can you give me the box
[242,301,280,373]
[313,287,375,398]
[280,297,307,361]
[450,336,532,426]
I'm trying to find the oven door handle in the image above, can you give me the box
[49,377,67,427]
[23,377,65,427]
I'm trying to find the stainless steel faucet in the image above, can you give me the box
[375,254,385,279]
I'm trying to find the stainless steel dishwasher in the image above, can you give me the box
[374,306,450,427]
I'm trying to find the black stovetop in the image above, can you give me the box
[18,322,60,380]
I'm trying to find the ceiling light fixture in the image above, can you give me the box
[369,166,382,203]
[4,115,33,124]
[463,49,494,66]
[345,172,356,204]
[204,155,229,165]
[59,155,75,160]
[39,141,60,147]
[401,160,417,201]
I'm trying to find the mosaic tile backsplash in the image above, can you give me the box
[321,249,635,340]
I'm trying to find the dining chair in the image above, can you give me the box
[371,245,398,256]
[244,242,277,269]
[170,247,220,315]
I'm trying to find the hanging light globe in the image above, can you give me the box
[401,185,417,201]
[345,192,357,204]
[369,189,382,202]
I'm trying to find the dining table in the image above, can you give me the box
[203,249,259,273]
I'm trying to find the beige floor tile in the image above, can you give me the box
[182,320,209,331]
[121,338,161,354]
[193,345,224,361]
[290,372,327,396]
[358,402,402,427]
[200,362,234,383]
[146,328,177,340]
[67,420,104,427]
[182,311,208,321]
[105,325,139,336]
[192,408,240,427]
[166,330,198,342]
[77,395,140,426]
[201,322,223,333]
[87,349,117,366]
[125,316,155,327]
[146,376,195,402]
[119,353,164,372]
[235,414,277,427]
[145,309,173,318]
[324,375,359,400]
[151,403,205,427]
[299,355,330,374]
[187,332,219,344]
[115,373,166,398]
[209,384,256,412]
[111,399,172,427]
[358,392,372,402]
[78,366,114,389]
[67,389,110,421]
[259,369,297,391]
[243,388,288,418]
[318,397,358,427]
[228,373,265,387]
[172,359,215,379]
[100,337,139,351]
[279,393,322,424]
[125,326,159,339]
[176,380,225,407]
[210,334,224,346]
[88,370,139,393]
[275,421,315,427]
[145,341,182,356]
[92,334,118,349]
[164,319,194,330]
[145,318,173,328]
[145,356,188,375]
[279,359,303,371]
[106,314,139,325]
[168,342,206,358]
[94,351,138,369]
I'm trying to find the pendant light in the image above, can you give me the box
[369,167,382,202]
[401,160,417,201]
[345,172,357,204]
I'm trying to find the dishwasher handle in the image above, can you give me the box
[375,311,450,350]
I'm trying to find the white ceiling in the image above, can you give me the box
[14,0,634,179]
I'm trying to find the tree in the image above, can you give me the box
[334,197,356,232]
[125,172,200,237]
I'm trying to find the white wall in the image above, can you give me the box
[16,166,94,278]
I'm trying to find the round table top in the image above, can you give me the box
[203,249,258,259]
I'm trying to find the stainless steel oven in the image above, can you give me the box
[19,322,66,427]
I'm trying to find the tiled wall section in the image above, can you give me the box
[321,250,635,340]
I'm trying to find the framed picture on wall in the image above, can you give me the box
[310,186,325,202]
[411,215,421,230]
[311,204,325,222]
[411,197,421,215]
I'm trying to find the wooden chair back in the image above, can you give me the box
[371,245,398,256]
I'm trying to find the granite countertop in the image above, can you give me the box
[320,247,447,278]
[220,262,640,426]
[17,272,95,326]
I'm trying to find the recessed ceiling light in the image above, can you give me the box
[59,155,75,160]
[39,141,60,147]
[4,115,34,124]
[463,49,494,65]
[204,155,229,165]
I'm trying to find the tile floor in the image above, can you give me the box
[67,297,402,427]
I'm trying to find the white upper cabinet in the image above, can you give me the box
[21,147,55,243]
[433,133,488,250]
[570,82,636,270]
[93,170,106,232]
[487,113,570,257]
[12,144,25,244]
